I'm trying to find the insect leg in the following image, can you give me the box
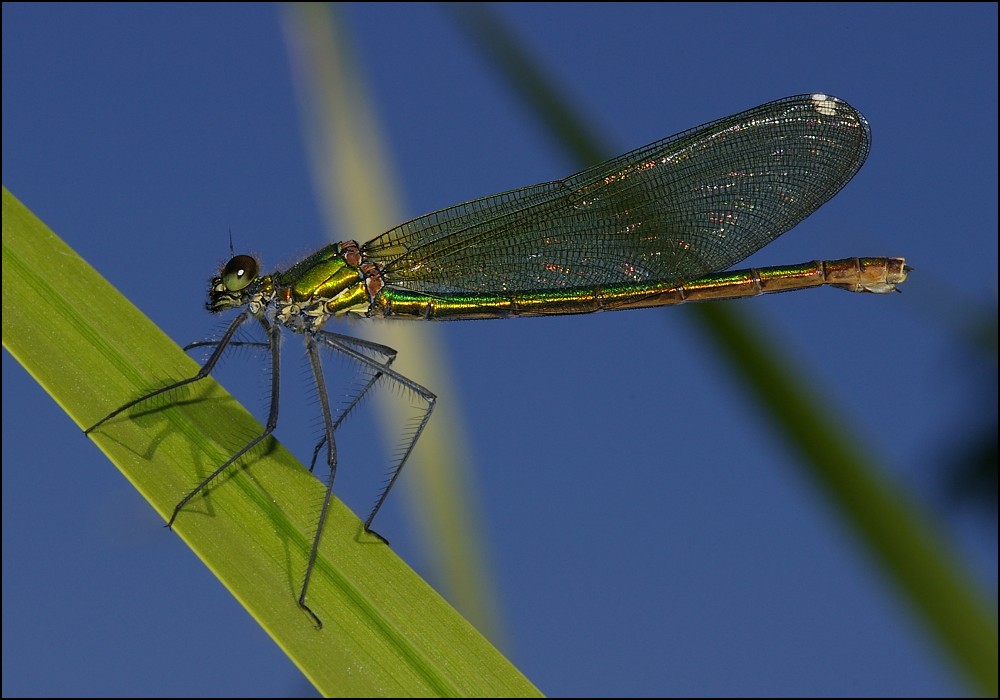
[164,315,282,528]
[313,332,436,533]
[306,331,399,474]
[297,331,341,629]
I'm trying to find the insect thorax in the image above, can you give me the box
[271,240,385,331]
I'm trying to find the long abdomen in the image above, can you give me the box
[370,257,908,320]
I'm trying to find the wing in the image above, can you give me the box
[362,94,870,295]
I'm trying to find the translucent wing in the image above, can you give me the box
[363,94,870,295]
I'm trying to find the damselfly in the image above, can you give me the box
[86,94,908,628]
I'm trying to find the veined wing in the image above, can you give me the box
[362,94,870,296]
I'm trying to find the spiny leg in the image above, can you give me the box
[314,332,436,533]
[298,332,341,629]
[306,332,400,474]
[184,339,268,353]
[185,332,395,358]
[85,311,251,434]
[165,315,282,528]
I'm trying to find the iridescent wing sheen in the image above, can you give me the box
[362,94,870,295]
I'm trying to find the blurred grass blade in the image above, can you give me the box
[1,187,541,697]
[281,2,504,643]
[449,3,605,166]
[450,4,998,695]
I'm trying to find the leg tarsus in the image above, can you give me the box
[299,596,324,630]
[363,524,390,545]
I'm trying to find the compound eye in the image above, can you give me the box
[221,255,258,292]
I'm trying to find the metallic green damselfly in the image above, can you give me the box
[87,94,908,628]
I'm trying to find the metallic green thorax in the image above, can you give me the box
[274,245,361,303]
[269,242,372,324]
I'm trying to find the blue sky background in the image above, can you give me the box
[3,3,997,697]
